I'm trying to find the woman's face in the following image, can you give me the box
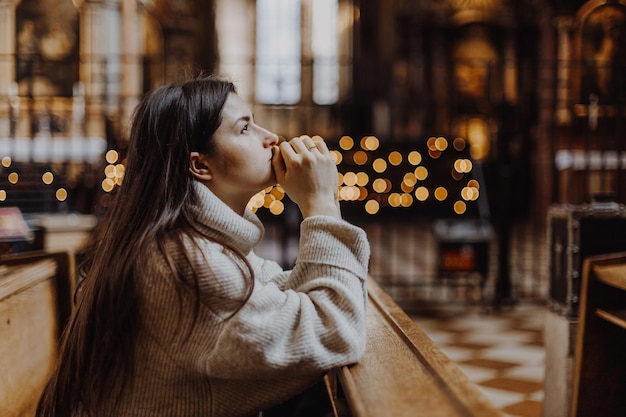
[202,93,278,212]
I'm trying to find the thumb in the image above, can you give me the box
[271,146,286,184]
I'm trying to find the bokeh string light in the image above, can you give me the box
[245,134,483,217]
[89,134,482,218]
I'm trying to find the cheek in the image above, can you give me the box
[210,144,237,175]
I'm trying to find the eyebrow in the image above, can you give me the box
[234,115,251,126]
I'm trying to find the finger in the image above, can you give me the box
[288,137,309,154]
[302,136,317,151]
[271,146,286,182]
[279,140,298,161]
[313,139,329,154]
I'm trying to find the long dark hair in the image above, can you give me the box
[36,75,249,416]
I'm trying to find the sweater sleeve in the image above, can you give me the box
[196,216,370,380]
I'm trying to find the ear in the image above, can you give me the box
[189,152,213,181]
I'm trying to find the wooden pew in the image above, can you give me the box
[1,250,76,317]
[0,251,74,417]
[325,278,503,417]
[571,252,626,417]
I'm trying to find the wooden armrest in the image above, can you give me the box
[572,252,626,417]
[0,259,60,417]
[326,277,502,417]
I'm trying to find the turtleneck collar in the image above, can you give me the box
[190,181,265,255]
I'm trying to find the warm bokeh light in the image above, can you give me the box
[427,136,437,150]
[461,186,479,201]
[472,188,479,200]
[414,166,428,180]
[453,137,466,151]
[343,171,357,186]
[434,136,448,151]
[454,158,473,173]
[451,169,464,180]
[403,172,417,187]
[248,185,286,214]
[56,188,68,201]
[454,200,467,214]
[373,158,387,173]
[361,136,379,150]
[1,156,11,168]
[8,172,18,184]
[106,150,119,164]
[372,178,391,193]
[269,200,284,215]
[434,187,448,201]
[340,186,360,201]
[0,190,6,201]
[428,149,441,159]
[105,165,116,178]
[331,150,343,164]
[353,150,368,165]
[248,192,265,210]
[415,187,429,201]
[115,164,125,177]
[42,172,54,184]
[400,193,413,207]
[468,179,480,189]
[365,199,380,214]
[102,178,115,192]
[263,193,275,207]
[339,135,354,150]
[388,151,402,166]
[355,172,369,186]
[408,151,422,166]
[388,193,401,207]
[401,182,414,193]
[271,186,285,199]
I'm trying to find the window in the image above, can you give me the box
[256,0,301,104]
[312,0,339,104]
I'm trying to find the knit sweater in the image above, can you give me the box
[109,181,370,417]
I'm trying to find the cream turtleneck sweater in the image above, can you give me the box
[107,181,370,416]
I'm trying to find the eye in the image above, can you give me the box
[241,124,249,134]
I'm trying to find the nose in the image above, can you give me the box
[263,127,279,146]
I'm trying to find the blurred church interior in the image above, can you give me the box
[1,1,626,416]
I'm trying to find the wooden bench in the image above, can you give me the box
[325,278,503,417]
[0,251,74,417]
[572,252,626,417]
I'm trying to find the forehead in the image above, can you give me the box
[221,93,251,121]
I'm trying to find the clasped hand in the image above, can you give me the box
[271,136,341,219]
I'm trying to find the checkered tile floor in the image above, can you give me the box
[410,302,546,417]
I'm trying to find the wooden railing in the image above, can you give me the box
[325,278,503,417]
[0,251,74,417]
[572,251,626,417]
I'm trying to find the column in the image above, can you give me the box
[0,0,18,137]
[215,0,255,102]
[75,0,122,139]
[119,0,145,139]
[503,29,517,104]
[555,16,573,126]
[337,0,354,101]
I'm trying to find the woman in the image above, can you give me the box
[35,75,370,417]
